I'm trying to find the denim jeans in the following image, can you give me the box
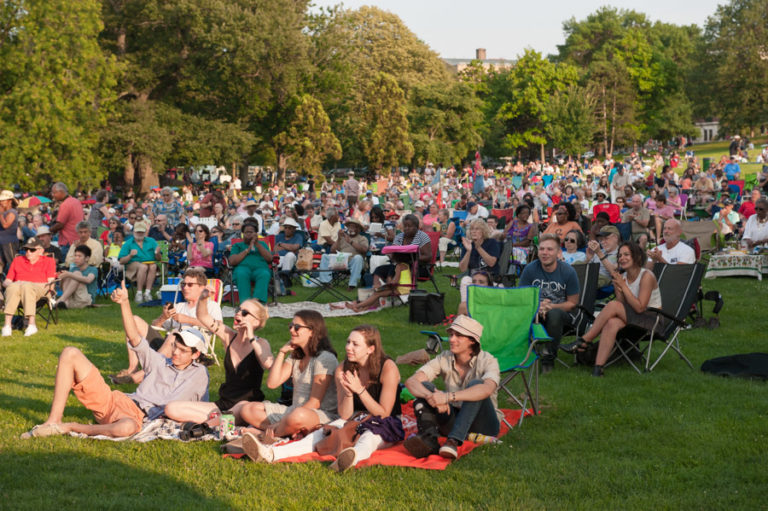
[317,253,364,287]
[418,380,500,444]
[540,308,574,364]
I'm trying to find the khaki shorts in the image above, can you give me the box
[124,261,154,281]
[72,368,145,432]
[63,283,93,309]
[262,401,337,425]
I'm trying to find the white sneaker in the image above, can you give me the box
[24,324,38,337]
[1,326,11,337]
[135,290,144,304]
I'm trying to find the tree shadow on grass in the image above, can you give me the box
[0,450,231,509]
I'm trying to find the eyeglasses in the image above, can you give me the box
[235,307,254,318]
[289,322,312,332]
[179,281,200,288]
[564,238,577,243]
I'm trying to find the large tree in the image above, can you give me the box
[0,0,117,190]
[275,94,342,178]
[701,0,768,134]
[99,0,309,192]
[360,73,414,173]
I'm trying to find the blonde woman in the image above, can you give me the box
[164,292,274,424]
[458,219,501,308]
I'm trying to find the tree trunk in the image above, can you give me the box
[540,143,545,171]
[137,155,158,194]
[609,83,617,157]
[123,153,135,188]
[601,85,608,157]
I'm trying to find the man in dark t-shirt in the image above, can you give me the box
[519,233,579,371]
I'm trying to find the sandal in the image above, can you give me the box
[560,337,590,354]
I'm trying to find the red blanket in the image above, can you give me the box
[230,403,529,471]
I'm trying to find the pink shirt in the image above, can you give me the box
[57,196,84,246]
[188,241,213,268]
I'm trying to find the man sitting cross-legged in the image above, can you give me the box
[20,281,210,439]
[111,267,222,384]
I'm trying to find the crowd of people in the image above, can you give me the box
[5,147,768,467]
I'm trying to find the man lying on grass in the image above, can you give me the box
[21,281,210,439]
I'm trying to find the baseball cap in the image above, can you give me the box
[23,237,43,249]
[133,221,149,232]
[174,328,208,355]
[597,225,620,237]
[282,217,300,228]
[36,226,51,236]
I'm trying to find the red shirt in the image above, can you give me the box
[739,201,756,219]
[7,255,56,283]
[57,196,84,246]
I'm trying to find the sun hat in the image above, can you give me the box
[282,217,300,228]
[447,315,484,345]
[597,225,620,237]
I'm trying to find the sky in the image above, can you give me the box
[310,0,724,59]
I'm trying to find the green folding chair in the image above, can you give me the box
[468,285,550,428]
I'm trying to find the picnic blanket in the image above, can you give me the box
[66,418,217,442]
[226,402,529,470]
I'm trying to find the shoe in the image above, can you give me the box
[20,423,64,439]
[560,337,589,354]
[56,301,67,310]
[592,365,604,377]
[1,326,11,337]
[24,324,38,337]
[242,432,274,463]
[439,438,459,460]
[330,447,357,473]
[135,290,144,304]
[404,431,440,458]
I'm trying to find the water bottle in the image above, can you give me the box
[467,432,501,444]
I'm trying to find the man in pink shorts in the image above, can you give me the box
[21,282,210,439]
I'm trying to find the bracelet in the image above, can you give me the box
[599,255,607,261]
[356,388,365,396]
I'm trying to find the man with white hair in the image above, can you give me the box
[647,219,696,267]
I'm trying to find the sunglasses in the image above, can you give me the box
[564,238,577,243]
[26,247,40,252]
[235,307,253,318]
[179,281,200,288]
[288,322,312,332]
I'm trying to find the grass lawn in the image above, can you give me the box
[689,137,767,178]
[1,268,767,510]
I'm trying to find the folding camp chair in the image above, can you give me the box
[467,285,550,428]
[205,278,224,365]
[610,263,704,373]
[12,281,58,330]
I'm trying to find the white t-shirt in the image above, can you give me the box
[659,241,696,264]
[161,299,223,343]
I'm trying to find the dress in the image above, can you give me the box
[215,344,265,411]
[0,208,19,273]
[506,221,532,265]
[231,240,272,303]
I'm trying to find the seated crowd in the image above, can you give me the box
[4,152,768,468]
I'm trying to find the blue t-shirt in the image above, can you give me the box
[275,232,304,256]
[69,264,99,301]
[519,259,580,304]
[724,163,740,180]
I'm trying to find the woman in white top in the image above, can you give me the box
[561,241,661,377]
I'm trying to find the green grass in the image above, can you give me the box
[689,137,766,177]
[1,271,767,510]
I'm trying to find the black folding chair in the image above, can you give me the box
[557,262,600,368]
[610,263,704,373]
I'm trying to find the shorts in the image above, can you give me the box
[623,303,668,335]
[63,283,93,309]
[72,368,145,433]
[125,261,153,281]
[262,401,337,425]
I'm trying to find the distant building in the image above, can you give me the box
[692,119,720,144]
[443,48,515,73]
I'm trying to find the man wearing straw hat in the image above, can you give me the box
[404,315,501,460]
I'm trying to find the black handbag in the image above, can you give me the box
[409,290,446,325]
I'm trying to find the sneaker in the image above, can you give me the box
[135,290,144,304]
[242,432,274,463]
[330,447,357,473]
[439,438,459,460]
[24,324,38,337]
[1,326,11,337]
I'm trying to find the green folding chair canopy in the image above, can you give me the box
[467,285,550,371]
